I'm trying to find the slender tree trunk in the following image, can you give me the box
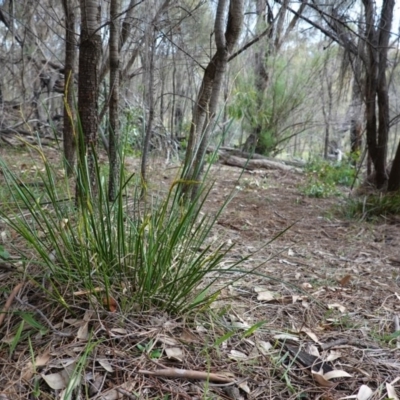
[183,0,244,200]
[77,0,102,198]
[140,28,156,190]
[321,55,333,159]
[108,0,120,201]
[349,19,364,159]
[62,0,77,177]
[243,0,270,153]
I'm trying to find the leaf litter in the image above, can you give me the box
[0,150,400,399]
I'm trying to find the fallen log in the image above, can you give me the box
[208,146,306,168]
[220,155,303,173]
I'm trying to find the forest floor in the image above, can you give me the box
[0,145,400,399]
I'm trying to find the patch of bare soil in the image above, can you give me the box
[1,148,400,399]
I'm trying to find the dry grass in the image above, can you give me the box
[1,145,400,399]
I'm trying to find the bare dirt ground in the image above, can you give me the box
[1,146,400,399]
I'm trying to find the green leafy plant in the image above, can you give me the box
[301,157,357,198]
[228,52,318,155]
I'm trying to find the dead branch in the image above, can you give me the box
[220,154,303,173]
[0,283,23,327]
[139,368,235,383]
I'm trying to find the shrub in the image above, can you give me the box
[301,157,357,198]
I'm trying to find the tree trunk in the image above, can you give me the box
[62,0,77,177]
[349,19,364,159]
[243,0,271,154]
[388,141,400,191]
[182,0,244,199]
[108,0,120,201]
[140,28,156,190]
[362,0,394,188]
[77,0,102,198]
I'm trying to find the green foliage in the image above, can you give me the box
[301,157,357,198]
[343,192,400,220]
[228,52,319,155]
[120,106,145,154]
[0,244,9,260]
[0,141,251,315]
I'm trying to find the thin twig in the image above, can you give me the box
[0,282,23,327]
[15,297,73,337]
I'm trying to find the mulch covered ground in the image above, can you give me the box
[0,148,399,399]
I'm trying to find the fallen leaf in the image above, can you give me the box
[257,290,275,301]
[274,333,299,341]
[257,340,272,354]
[229,350,248,360]
[77,322,89,340]
[328,303,347,313]
[21,349,50,381]
[98,359,114,373]
[301,282,312,289]
[339,274,352,286]
[165,347,184,361]
[326,350,342,362]
[238,380,251,393]
[323,370,352,380]
[158,335,179,346]
[180,329,199,343]
[103,296,118,312]
[300,327,320,343]
[386,383,399,400]
[41,362,76,390]
[312,371,334,387]
[356,385,373,400]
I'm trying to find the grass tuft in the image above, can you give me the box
[342,191,400,220]
[0,141,251,315]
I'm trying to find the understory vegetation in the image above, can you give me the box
[0,144,254,316]
[301,157,357,198]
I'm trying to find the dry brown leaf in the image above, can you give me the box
[158,335,179,346]
[21,349,51,381]
[98,359,114,373]
[300,327,320,343]
[110,328,128,335]
[41,362,76,390]
[339,274,352,286]
[311,370,334,387]
[180,329,199,343]
[312,367,351,388]
[103,296,118,312]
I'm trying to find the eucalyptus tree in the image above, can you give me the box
[108,0,121,201]
[77,0,102,198]
[182,0,244,199]
[281,0,397,189]
[61,0,77,177]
